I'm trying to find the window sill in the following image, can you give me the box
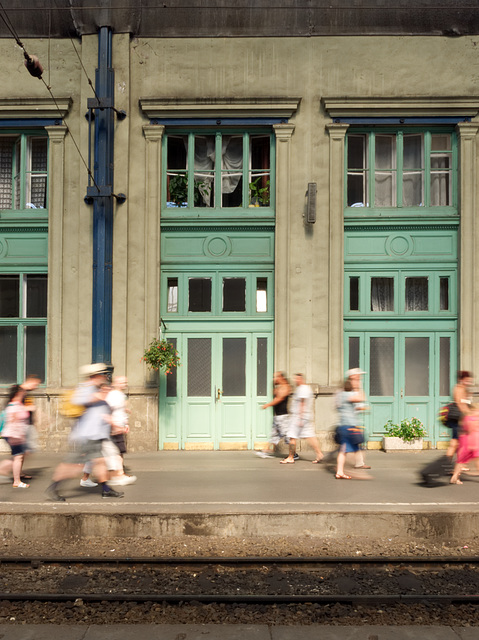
[345,207,457,217]
[0,211,48,223]
[344,211,459,227]
[161,207,274,218]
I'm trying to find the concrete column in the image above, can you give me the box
[142,125,165,371]
[273,123,295,373]
[45,125,67,387]
[326,123,349,385]
[456,122,479,373]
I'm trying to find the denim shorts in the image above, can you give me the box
[337,425,361,453]
[4,438,27,457]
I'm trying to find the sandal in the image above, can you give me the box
[280,459,295,464]
[312,458,323,464]
[12,482,29,488]
[335,473,351,480]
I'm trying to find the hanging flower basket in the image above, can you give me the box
[143,338,180,375]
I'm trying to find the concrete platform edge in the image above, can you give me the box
[1,510,478,541]
[0,624,477,640]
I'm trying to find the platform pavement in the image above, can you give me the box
[0,625,477,639]
[0,449,478,512]
[0,450,478,541]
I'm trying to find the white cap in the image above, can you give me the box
[79,363,109,378]
[346,368,366,377]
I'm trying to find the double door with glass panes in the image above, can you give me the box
[160,329,271,449]
[345,262,457,444]
[346,331,455,445]
[159,267,273,449]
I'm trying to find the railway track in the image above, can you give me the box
[0,556,478,607]
[1,554,477,565]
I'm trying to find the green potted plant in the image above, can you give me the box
[168,174,212,207]
[382,417,427,451]
[143,338,180,375]
[168,174,188,207]
[249,177,270,207]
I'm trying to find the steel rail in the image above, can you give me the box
[0,555,477,566]
[0,593,478,605]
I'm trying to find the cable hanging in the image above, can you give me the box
[0,0,100,192]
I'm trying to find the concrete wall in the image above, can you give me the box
[1,34,479,450]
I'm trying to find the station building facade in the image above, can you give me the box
[0,2,478,450]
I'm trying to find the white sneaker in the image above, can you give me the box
[255,451,274,458]
[80,478,98,488]
[109,475,137,486]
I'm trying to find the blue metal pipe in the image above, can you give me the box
[91,26,114,365]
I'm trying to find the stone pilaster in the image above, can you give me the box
[273,123,295,373]
[142,125,165,346]
[456,121,479,372]
[45,125,67,387]
[326,123,349,385]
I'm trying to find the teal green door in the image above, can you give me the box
[159,328,272,449]
[159,127,276,450]
[346,331,455,445]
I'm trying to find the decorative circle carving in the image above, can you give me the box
[386,234,413,257]
[204,236,231,258]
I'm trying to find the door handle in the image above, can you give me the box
[400,388,404,399]
[215,387,222,403]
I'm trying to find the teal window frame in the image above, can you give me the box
[162,129,275,218]
[161,269,274,319]
[0,271,47,385]
[345,127,457,214]
[0,131,49,219]
[344,269,457,319]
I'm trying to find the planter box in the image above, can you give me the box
[382,436,424,452]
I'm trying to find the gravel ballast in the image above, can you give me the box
[0,535,478,626]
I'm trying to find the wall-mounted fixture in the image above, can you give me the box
[306,182,317,223]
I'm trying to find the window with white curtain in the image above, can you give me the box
[165,131,272,210]
[346,130,455,209]
[371,277,394,312]
[405,277,428,311]
[0,134,48,211]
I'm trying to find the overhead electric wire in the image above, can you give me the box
[0,0,24,47]
[0,0,100,193]
[51,0,102,106]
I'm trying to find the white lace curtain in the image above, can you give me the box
[371,278,394,312]
[192,135,243,206]
[374,134,425,207]
[371,276,428,312]
[405,277,428,311]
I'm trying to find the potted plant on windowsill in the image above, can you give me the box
[382,417,427,451]
[142,338,180,375]
[168,174,212,208]
[168,174,188,207]
[249,177,270,207]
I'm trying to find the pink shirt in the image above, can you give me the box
[2,402,30,441]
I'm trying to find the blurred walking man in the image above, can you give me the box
[280,373,323,465]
